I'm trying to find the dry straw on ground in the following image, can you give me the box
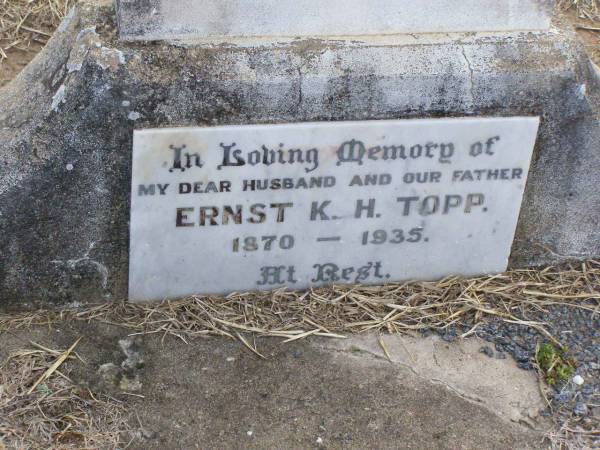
[0,341,131,449]
[559,0,600,21]
[2,261,600,347]
[0,0,71,61]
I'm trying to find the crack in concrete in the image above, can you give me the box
[50,241,109,291]
[296,66,304,114]
[460,44,476,108]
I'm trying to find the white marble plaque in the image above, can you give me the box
[129,117,539,302]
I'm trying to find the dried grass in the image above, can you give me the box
[559,0,600,21]
[0,342,132,449]
[547,424,600,450]
[2,261,600,346]
[0,0,72,61]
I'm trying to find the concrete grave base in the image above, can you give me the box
[1,1,599,307]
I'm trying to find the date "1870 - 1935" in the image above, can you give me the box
[232,227,426,253]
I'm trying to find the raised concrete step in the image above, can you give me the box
[117,0,556,41]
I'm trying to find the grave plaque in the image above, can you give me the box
[129,118,539,302]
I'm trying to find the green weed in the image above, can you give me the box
[536,343,575,385]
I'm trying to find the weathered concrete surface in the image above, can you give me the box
[0,324,550,448]
[1,2,600,306]
[116,0,556,41]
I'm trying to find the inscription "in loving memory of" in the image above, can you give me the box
[129,118,539,302]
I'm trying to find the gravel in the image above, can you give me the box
[574,402,589,416]
[466,304,599,443]
[426,297,599,447]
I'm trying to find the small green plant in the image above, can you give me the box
[536,343,575,386]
